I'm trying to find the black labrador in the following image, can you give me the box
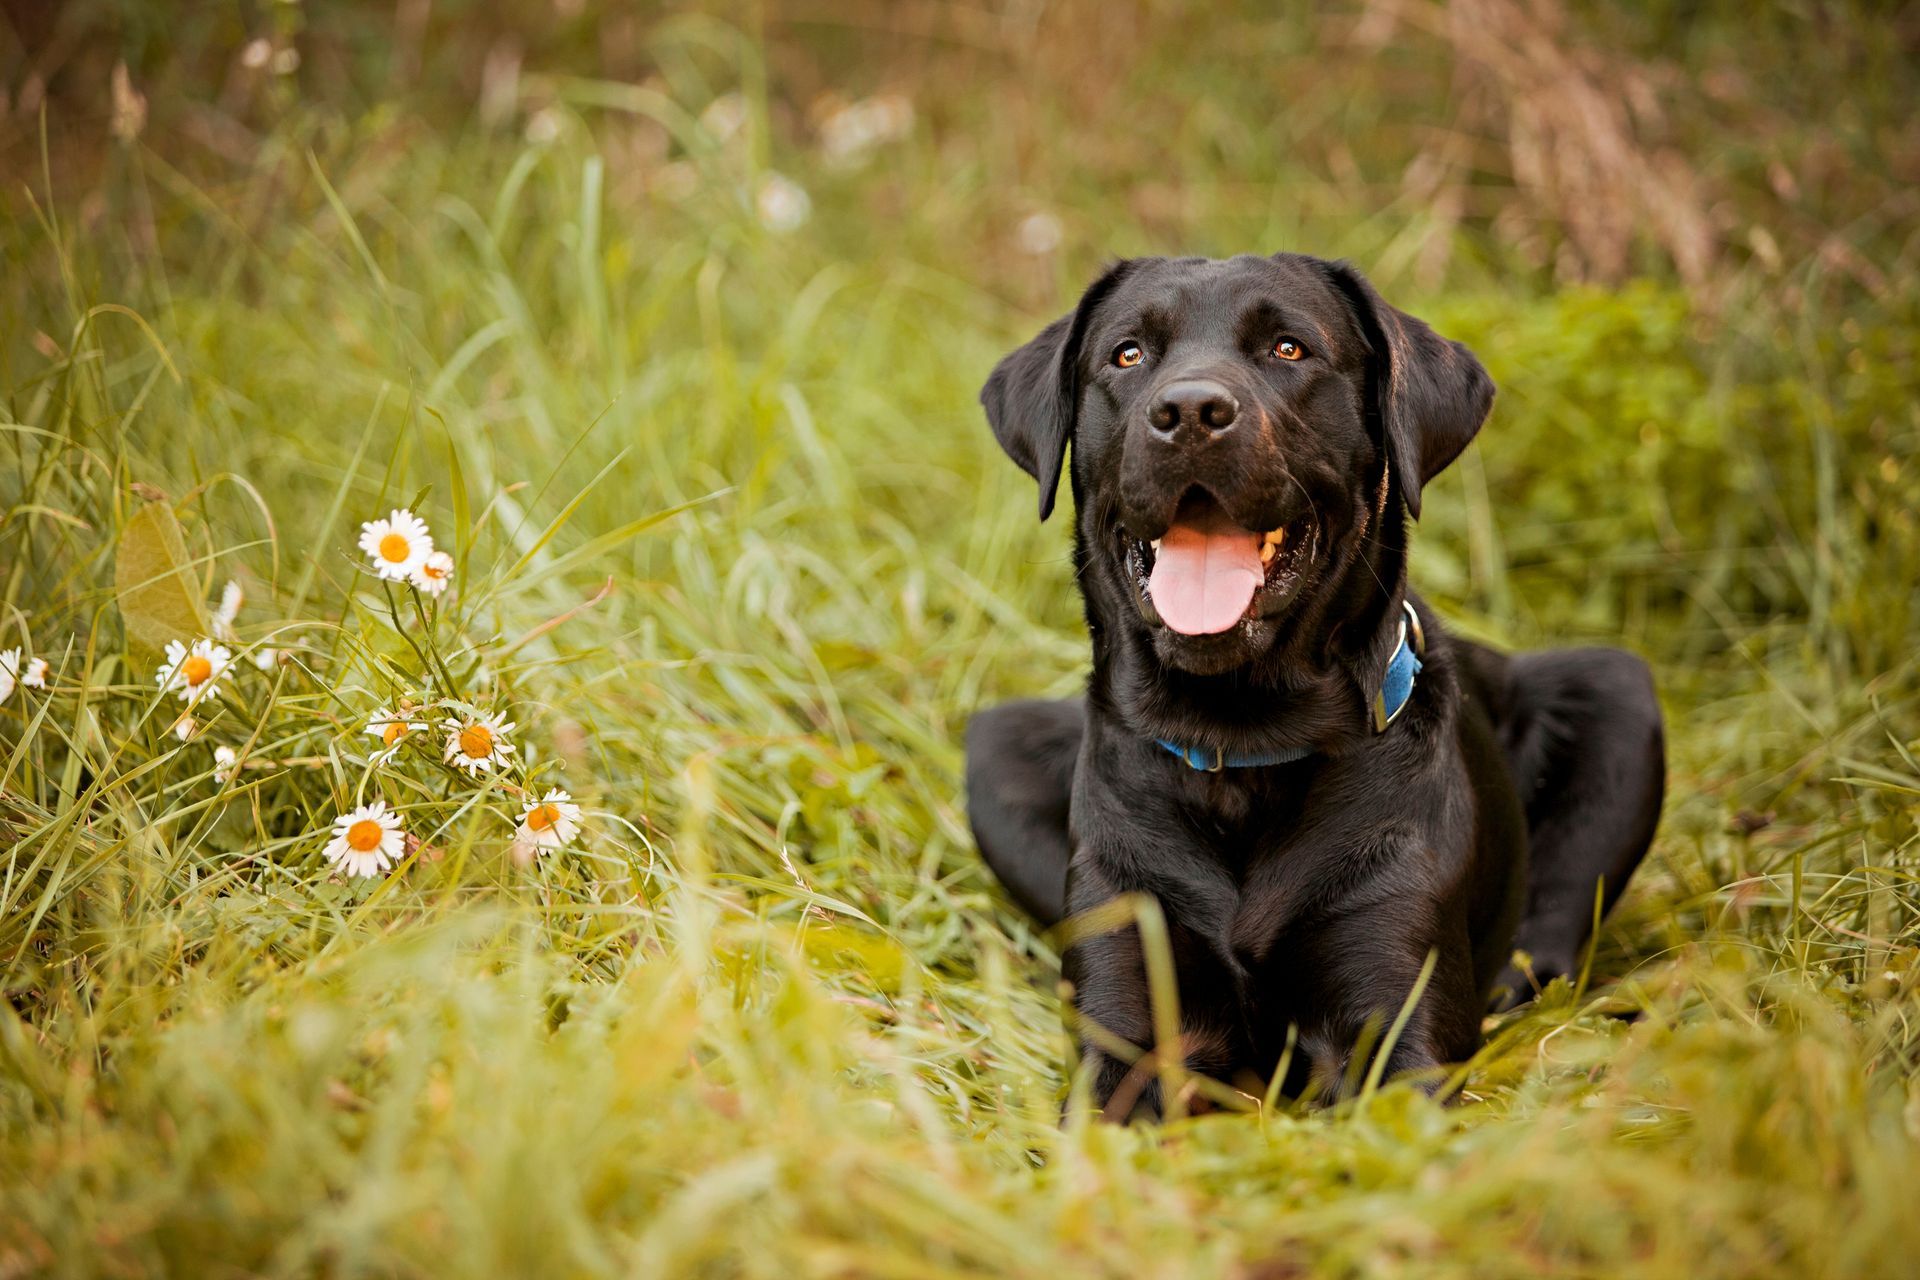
[965,253,1664,1118]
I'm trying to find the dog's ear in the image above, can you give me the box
[1319,260,1494,520]
[980,262,1134,521]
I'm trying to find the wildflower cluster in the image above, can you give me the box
[122,503,591,883]
[315,505,586,878]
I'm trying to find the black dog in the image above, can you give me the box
[965,254,1664,1118]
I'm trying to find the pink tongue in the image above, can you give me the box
[1147,508,1264,635]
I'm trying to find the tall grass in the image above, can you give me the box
[3,3,1919,1276]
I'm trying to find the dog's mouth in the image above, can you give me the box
[1122,491,1319,636]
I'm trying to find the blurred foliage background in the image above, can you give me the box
[2,2,1919,1276]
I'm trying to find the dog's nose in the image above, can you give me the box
[1150,379,1239,434]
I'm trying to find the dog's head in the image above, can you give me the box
[982,253,1492,677]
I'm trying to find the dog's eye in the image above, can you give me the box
[1113,342,1145,369]
[1272,337,1307,361]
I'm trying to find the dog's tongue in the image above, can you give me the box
[1147,504,1264,635]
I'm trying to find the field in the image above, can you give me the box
[3,2,1919,1276]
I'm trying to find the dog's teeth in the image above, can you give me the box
[1150,538,1162,552]
[1263,527,1287,546]
[1260,541,1277,564]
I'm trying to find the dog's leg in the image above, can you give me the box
[1059,862,1246,1123]
[1062,905,1163,1122]
[1489,648,1665,1009]
[1290,911,1483,1101]
[964,698,1083,927]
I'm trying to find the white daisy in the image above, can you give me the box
[411,550,455,597]
[357,508,435,582]
[443,712,517,774]
[322,800,405,878]
[156,638,232,705]
[212,744,238,783]
[171,714,197,741]
[364,706,429,762]
[0,648,17,703]
[212,580,244,641]
[515,788,583,852]
[251,647,280,670]
[21,656,47,689]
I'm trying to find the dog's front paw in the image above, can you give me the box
[1077,1046,1163,1124]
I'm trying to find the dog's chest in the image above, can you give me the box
[1170,769,1379,960]
[1177,771,1262,829]
[1174,767,1317,861]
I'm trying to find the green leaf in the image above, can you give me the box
[114,500,211,657]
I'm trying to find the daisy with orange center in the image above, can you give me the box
[411,550,455,597]
[357,508,435,582]
[515,788,583,852]
[157,638,233,705]
[443,711,517,774]
[364,706,430,762]
[323,800,405,878]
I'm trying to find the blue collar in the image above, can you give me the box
[1155,601,1426,771]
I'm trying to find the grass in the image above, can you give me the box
[3,3,1919,1275]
